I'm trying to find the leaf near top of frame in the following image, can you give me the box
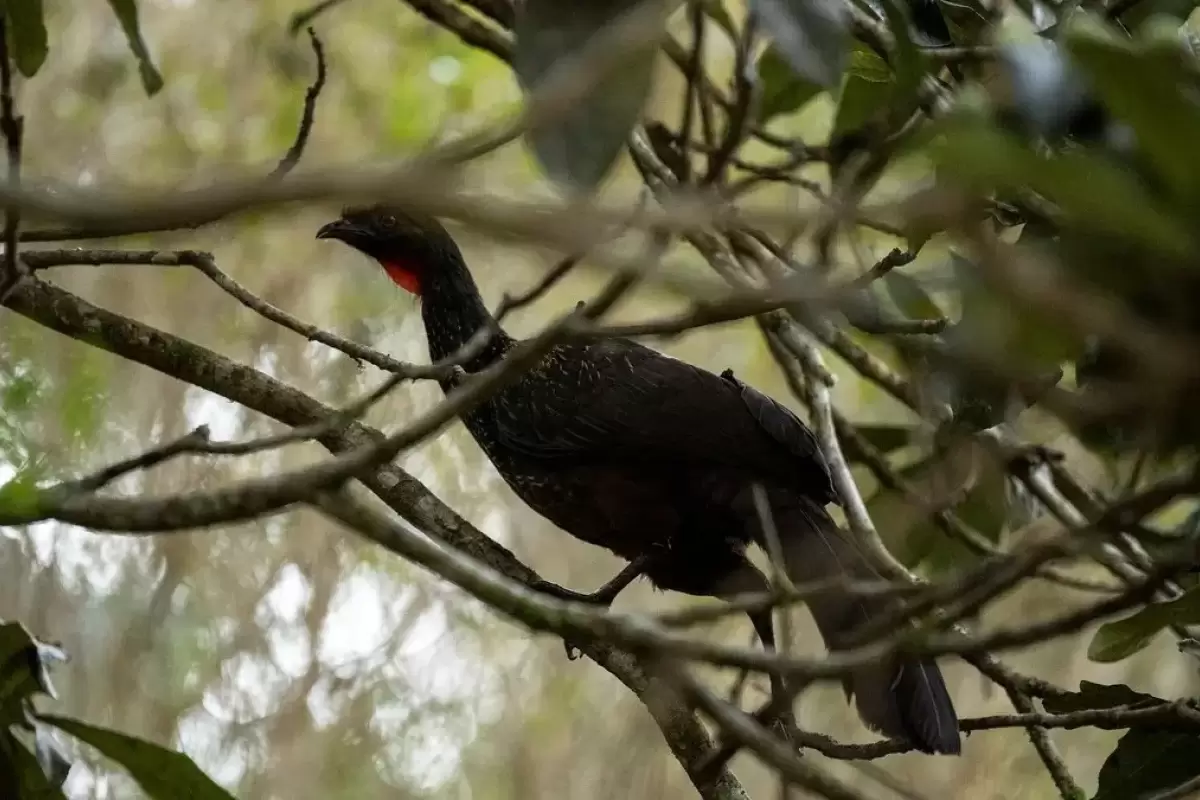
[749,0,848,89]
[513,0,664,192]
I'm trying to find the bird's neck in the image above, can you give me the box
[420,259,513,375]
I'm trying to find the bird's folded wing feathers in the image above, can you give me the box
[493,341,835,494]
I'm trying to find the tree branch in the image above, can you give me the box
[0,12,24,302]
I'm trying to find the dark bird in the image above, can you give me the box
[316,206,962,755]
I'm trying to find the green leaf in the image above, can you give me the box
[1093,730,1200,799]
[882,271,942,320]
[39,715,235,800]
[864,455,924,554]
[0,621,63,726]
[948,251,985,323]
[872,0,925,103]
[929,117,1194,257]
[104,0,163,95]
[930,0,989,45]
[1,0,46,77]
[1088,586,1200,662]
[513,0,662,191]
[750,0,848,88]
[1087,620,1158,663]
[845,46,893,83]
[1114,0,1200,30]
[31,722,70,790]
[1042,681,1160,714]
[953,461,1008,542]
[0,731,67,799]
[0,624,39,717]
[913,460,1008,574]
[945,250,1085,386]
[1178,506,1200,539]
[832,46,893,136]
[756,46,822,122]
[862,455,968,569]
[1064,16,1200,203]
[1005,310,1087,374]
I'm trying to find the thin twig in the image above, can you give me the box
[675,3,705,183]
[840,248,916,290]
[270,28,326,178]
[997,679,1084,799]
[703,12,756,184]
[494,192,651,322]
[656,577,915,629]
[402,0,514,62]
[495,254,583,321]
[67,428,216,494]
[185,250,465,378]
[460,0,514,27]
[700,695,1200,762]
[676,668,875,800]
[64,373,409,493]
[24,248,460,380]
[289,0,354,33]
[788,324,915,580]
[751,482,795,755]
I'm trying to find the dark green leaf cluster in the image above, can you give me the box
[0,621,236,799]
[3,0,162,93]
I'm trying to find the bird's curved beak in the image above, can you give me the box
[315,218,362,244]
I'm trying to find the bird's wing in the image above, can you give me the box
[494,339,836,499]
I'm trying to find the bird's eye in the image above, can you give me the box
[380,215,397,229]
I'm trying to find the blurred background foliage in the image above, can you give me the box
[1,1,1200,799]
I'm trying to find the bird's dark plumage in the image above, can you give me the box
[317,206,962,755]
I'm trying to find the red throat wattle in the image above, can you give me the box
[382,260,421,295]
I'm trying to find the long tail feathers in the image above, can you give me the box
[771,497,962,755]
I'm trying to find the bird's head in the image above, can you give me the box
[316,204,464,295]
